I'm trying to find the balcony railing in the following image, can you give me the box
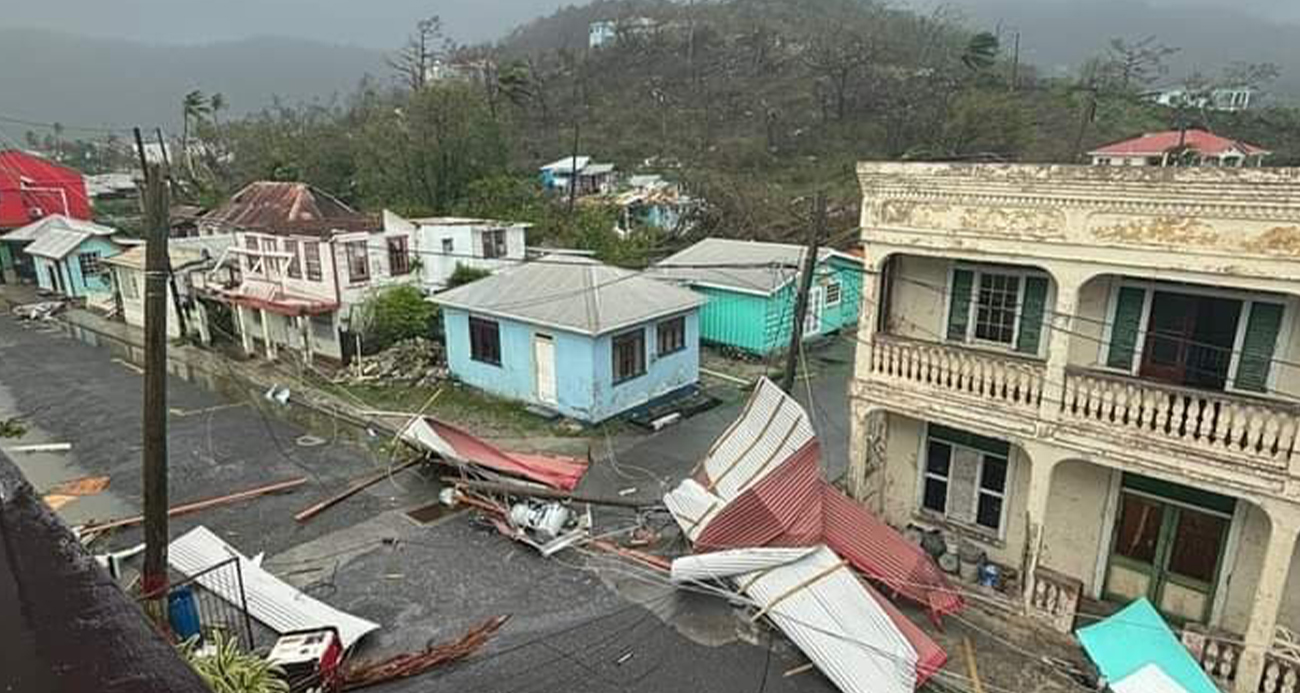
[868,335,1044,411]
[1061,369,1300,470]
[1183,625,1300,693]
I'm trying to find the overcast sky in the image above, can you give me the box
[5,0,1297,49]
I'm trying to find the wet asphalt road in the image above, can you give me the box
[0,313,847,693]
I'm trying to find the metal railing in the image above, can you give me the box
[139,557,256,651]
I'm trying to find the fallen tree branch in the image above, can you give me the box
[342,615,510,690]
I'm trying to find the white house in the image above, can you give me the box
[206,182,420,363]
[105,235,235,344]
[1088,129,1270,168]
[386,213,529,291]
[540,156,617,197]
[1142,85,1257,112]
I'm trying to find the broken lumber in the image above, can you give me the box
[78,477,307,534]
[6,442,72,453]
[589,539,673,573]
[962,636,985,693]
[295,458,425,523]
[443,477,657,509]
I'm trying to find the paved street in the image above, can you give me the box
[0,312,844,693]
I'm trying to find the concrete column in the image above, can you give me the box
[848,257,886,502]
[1234,508,1300,693]
[1020,442,1062,611]
[298,315,313,366]
[1038,269,1088,426]
[260,308,277,360]
[235,305,254,356]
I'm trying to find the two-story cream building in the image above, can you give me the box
[206,182,420,363]
[849,162,1300,693]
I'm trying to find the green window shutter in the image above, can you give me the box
[1106,286,1147,370]
[1016,276,1049,355]
[947,269,974,341]
[1235,302,1284,392]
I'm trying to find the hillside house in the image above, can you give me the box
[206,182,418,363]
[652,238,862,355]
[1143,85,1257,112]
[1090,130,1270,167]
[540,157,617,197]
[386,213,529,291]
[0,150,92,283]
[105,236,234,344]
[850,162,1300,693]
[435,257,704,422]
[613,175,697,237]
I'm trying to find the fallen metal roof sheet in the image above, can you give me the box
[698,377,816,501]
[400,416,588,490]
[1112,664,1190,693]
[169,526,379,649]
[1077,598,1218,693]
[671,546,920,693]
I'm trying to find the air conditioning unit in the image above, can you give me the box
[28,207,44,219]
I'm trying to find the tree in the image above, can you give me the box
[1102,36,1179,90]
[389,16,448,92]
[961,32,999,72]
[181,90,211,178]
[355,285,437,352]
[448,263,491,288]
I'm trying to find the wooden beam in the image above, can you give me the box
[295,458,425,523]
[79,477,307,534]
[444,477,657,509]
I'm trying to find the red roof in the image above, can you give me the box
[0,150,92,229]
[1089,129,1269,157]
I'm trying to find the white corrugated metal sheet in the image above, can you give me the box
[670,547,815,583]
[699,378,814,500]
[169,526,379,649]
[651,238,855,295]
[671,546,918,693]
[4,215,117,243]
[662,478,723,543]
[1112,664,1189,693]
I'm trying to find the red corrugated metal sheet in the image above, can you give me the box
[695,439,824,550]
[402,417,588,490]
[0,150,92,229]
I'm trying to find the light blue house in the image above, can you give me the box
[435,256,705,423]
[652,238,863,355]
[23,219,126,298]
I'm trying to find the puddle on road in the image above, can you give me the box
[0,375,134,527]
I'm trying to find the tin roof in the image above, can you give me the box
[103,244,208,271]
[25,228,97,259]
[1089,129,1269,157]
[202,182,373,236]
[434,256,704,336]
[652,238,853,295]
[2,214,116,243]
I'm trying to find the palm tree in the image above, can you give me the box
[962,32,1000,71]
[209,92,226,128]
[180,90,210,177]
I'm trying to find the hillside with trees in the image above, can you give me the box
[168,0,1300,255]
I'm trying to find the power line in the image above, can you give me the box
[0,112,137,135]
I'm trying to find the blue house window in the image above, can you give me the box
[78,252,104,277]
[469,316,501,366]
[657,316,685,356]
[612,329,646,384]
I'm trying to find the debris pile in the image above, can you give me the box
[12,301,66,321]
[347,338,447,386]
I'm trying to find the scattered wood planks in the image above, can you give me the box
[78,477,307,534]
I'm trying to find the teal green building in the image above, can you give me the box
[653,238,863,355]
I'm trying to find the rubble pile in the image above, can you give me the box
[350,337,448,386]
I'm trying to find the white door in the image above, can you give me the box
[803,287,824,337]
[534,334,557,405]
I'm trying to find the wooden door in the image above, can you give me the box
[534,334,557,405]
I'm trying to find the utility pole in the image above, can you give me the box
[781,194,825,394]
[566,119,581,221]
[136,127,171,621]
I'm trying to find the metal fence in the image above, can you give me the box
[139,557,257,651]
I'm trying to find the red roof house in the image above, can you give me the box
[0,151,92,230]
[1089,129,1270,167]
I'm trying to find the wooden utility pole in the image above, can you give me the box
[781,194,825,394]
[137,127,171,618]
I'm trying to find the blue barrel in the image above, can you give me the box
[168,586,202,641]
[978,563,1000,588]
